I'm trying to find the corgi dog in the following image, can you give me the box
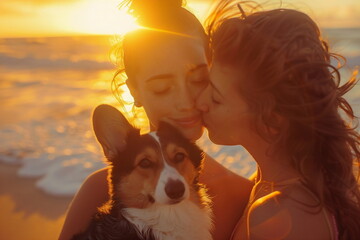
[72,104,212,240]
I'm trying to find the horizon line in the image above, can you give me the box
[1,27,360,39]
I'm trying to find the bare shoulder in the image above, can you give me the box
[70,167,110,201]
[83,167,109,188]
[59,167,110,240]
[247,191,291,239]
[247,186,331,240]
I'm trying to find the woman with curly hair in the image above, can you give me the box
[197,1,360,239]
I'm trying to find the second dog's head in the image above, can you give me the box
[93,104,204,209]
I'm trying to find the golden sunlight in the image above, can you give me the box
[59,0,139,36]
[0,0,359,38]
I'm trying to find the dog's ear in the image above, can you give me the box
[92,104,137,160]
[157,121,204,170]
[156,121,185,141]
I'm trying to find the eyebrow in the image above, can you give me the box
[146,63,208,83]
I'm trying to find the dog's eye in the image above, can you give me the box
[173,152,186,163]
[139,158,153,169]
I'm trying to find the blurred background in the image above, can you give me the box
[0,0,359,239]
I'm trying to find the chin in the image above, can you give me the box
[182,126,204,142]
[207,131,227,145]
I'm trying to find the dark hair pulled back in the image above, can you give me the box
[121,0,183,27]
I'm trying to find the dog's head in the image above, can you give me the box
[93,104,204,209]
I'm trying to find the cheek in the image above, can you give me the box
[208,108,253,144]
[210,105,230,126]
[219,98,252,131]
[141,95,172,123]
[228,112,254,141]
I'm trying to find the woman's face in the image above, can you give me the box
[128,35,209,141]
[196,63,255,146]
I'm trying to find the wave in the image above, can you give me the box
[0,114,256,197]
[0,53,113,71]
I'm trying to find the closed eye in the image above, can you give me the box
[209,81,223,104]
[211,93,221,104]
[152,87,171,95]
[147,77,172,95]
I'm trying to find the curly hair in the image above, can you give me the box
[206,1,360,239]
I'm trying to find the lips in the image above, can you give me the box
[170,115,202,128]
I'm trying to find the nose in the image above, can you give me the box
[165,179,185,200]
[196,85,209,113]
[175,86,195,112]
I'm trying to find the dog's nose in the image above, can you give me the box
[165,179,185,200]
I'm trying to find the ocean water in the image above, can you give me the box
[0,29,359,197]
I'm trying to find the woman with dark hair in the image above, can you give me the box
[198,1,360,239]
[59,1,253,239]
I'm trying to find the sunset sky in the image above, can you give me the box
[0,0,359,38]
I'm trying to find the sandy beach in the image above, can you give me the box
[0,162,72,240]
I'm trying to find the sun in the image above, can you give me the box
[63,0,139,35]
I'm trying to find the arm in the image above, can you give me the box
[58,167,110,240]
[200,155,253,240]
